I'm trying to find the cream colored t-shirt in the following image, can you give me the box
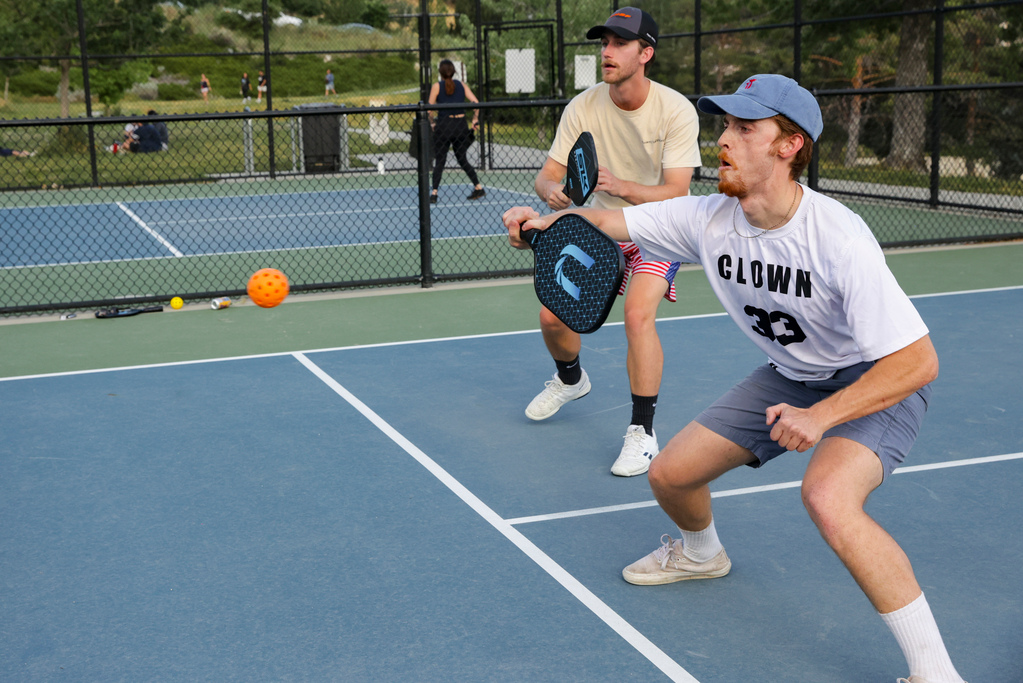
[548,81,702,211]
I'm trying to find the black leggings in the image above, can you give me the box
[432,117,479,190]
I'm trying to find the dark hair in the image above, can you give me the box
[439,59,457,96]
[772,115,813,180]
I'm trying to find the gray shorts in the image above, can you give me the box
[695,362,931,480]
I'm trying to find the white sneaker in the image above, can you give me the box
[611,425,658,476]
[524,370,591,420]
[622,535,731,585]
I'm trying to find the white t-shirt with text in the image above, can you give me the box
[624,185,929,381]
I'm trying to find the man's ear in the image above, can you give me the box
[776,133,805,160]
[639,45,654,66]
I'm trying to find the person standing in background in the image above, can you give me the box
[257,71,267,102]
[427,59,484,203]
[199,73,212,102]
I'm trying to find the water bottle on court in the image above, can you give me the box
[377,158,385,175]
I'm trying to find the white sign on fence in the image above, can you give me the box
[574,54,597,90]
[505,49,536,94]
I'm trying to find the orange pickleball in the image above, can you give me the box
[247,268,290,308]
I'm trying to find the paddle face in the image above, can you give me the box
[520,213,624,334]
[563,132,598,206]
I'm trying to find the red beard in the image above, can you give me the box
[717,159,747,198]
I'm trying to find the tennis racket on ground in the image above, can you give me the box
[562,132,598,206]
[519,213,624,334]
[95,306,163,319]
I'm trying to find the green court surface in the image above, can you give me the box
[3,241,1021,379]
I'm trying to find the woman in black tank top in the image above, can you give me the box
[427,59,484,203]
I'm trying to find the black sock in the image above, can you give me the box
[555,356,582,385]
[630,394,657,435]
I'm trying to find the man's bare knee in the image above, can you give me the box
[539,307,567,332]
[648,447,702,493]
[801,475,863,550]
[623,300,657,336]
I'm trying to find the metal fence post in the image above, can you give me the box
[808,115,820,191]
[929,0,945,207]
[261,0,276,178]
[793,0,803,82]
[243,116,254,174]
[416,110,434,289]
[694,0,702,182]
[75,0,99,187]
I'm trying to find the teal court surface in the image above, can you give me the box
[1,243,1021,682]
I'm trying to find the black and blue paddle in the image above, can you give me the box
[563,132,598,206]
[519,213,625,334]
[95,306,163,319]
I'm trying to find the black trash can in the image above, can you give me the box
[294,103,348,173]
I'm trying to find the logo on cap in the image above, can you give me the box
[744,78,756,89]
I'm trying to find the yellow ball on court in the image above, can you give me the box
[170,297,183,309]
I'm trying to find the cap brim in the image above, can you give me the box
[586,25,641,41]
[697,94,778,122]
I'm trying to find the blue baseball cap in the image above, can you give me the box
[697,74,822,142]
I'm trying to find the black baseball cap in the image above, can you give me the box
[586,7,658,47]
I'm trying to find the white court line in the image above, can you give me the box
[292,351,700,683]
[7,282,1023,384]
[116,202,184,257]
[505,452,1023,526]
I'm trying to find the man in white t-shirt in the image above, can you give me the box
[527,8,702,478]
[504,75,966,683]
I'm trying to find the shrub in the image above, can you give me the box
[39,126,88,156]
[9,69,62,97]
[158,83,195,100]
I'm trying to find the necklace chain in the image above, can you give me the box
[732,185,800,239]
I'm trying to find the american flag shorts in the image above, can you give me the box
[618,242,680,302]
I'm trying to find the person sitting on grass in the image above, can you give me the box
[128,121,162,154]
[147,110,169,151]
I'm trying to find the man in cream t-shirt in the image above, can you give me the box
[528,7,703,478]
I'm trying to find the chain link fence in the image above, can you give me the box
[1,0,1021,315]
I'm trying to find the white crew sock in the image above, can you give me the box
[880,592,964,683]
[678,518,723,563]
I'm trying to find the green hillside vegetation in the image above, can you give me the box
[0,2,419,119]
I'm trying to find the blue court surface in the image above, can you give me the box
[1,287,1021,682]
[0,186,542,267]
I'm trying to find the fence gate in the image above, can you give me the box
[481,20,561,171]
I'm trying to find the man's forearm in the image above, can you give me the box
[534,173,561,202]
[808,335,939,432]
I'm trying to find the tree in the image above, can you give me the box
[361,1,390,29]
[803,17,897,168]
[91,61,153,114]
[322,0,367,25]
[885,0,932,172]
[0,0,165,118]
